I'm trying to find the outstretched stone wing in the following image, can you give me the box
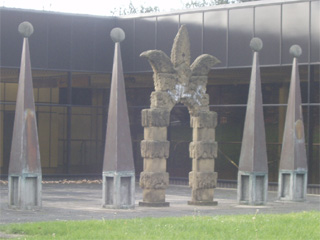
[140,50,175,74]
[191,54,220,76]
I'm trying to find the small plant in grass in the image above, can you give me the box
[252,209,259,239]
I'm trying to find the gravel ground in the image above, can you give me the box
[0,182,319,225]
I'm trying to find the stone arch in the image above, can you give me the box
[139,25,219,207]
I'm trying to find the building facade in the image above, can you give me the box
[0,0,319,184]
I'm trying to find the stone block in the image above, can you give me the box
[190,188,214,202]
[141,140,169,158]
[191,111,217,128]
[192,158,215,172]
[150,91,175,109]
[189,171,217,189]
[143,158,167,172]
[154,73,177,91]
[139,172,169,189]
[237,171,268,205]
[141,189,166,203]
[190,54,220,76]
[102,171,135,209]
[278,170,307,201]
[189,76,207,91]
[199,94,210,107]
[189,141,218,159]
[144,127,167,141]
[141,109,170,127]
[192,127,215,141]
[8,174,42,210]
[188,105,210,118]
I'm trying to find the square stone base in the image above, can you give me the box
[237,171,268,205]
[278,170,307,202]
[8,174,42,210]
[102,171,135,209]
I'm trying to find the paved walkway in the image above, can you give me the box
[0,182,319,224]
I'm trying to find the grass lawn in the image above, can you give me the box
[0,211,319,240]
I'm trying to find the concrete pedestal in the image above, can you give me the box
[278,170,307,201]
[237,171,268,205]
[8,174,42,210]
[102,171,135,209]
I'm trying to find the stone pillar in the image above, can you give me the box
[139,108,170,207]
[8,22,42,210]
[188,111,218,205]
[278,45,308,202]
[102,28,135,209]
[237,38,268,205]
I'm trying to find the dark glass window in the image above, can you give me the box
[59,88,92,105]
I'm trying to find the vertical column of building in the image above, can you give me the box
[188,111,218,205]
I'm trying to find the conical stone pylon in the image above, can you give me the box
[278,45,308,201]
[8,22,42,210]
[237,38,268,205]
[102,28,135,209]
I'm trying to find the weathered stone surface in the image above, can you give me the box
[150,91,175,110]
[190,54,221,76]
[110,28,125,43]
[189,171,217,189]
[142,189,166,203]
[143,158,167,172]
[192,128,215,141]
[192,158,215,172]
[144,127,167,141]
[139,25,220,206]
[18,21,34,38]
[154,73,177,91]
[250,38,263,52]
[171,25,190,67]
[189,106,210,118]
[140,50,175,74]
[8,175,42,210]
[237,171,268,205]
[141,140,170,158]
[142,109,170,127]
[189,141,218,159]
[140,172,169,189]
[191,111,217,128]
[191,188,214,202]
[188,76,207,92]
[102,171,135,209]
[175,63,192,86]
[200,93,210,106]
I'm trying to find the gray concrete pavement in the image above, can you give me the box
[0,182,319,224]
